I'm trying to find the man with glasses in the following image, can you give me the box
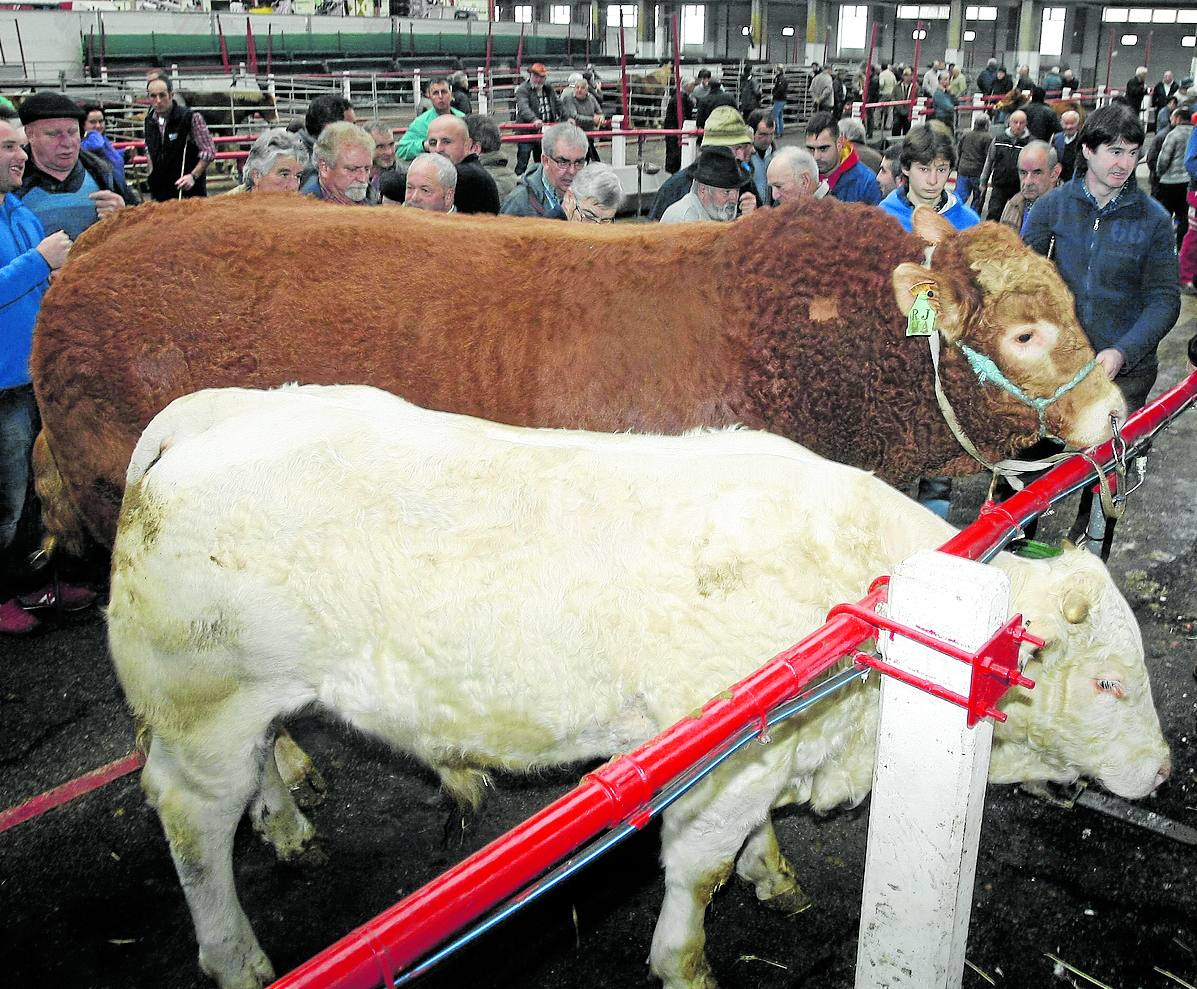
[513,62,562,177]
[300,121,380,205]
[501,122,588,219]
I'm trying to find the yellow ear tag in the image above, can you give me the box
[906,288,937,337]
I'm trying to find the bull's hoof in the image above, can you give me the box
[274,733,327,809]
[759,885,814,916]
[652,950,720,989]
[199,941,275,989]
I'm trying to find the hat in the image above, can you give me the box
[1183,78,1194,89]
[701,106,752,147]
[18,90,85,126]
[529,63,547,76]
[693,147,743,190]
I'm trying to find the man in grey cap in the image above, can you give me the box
[16,90,134,238]
[649,105,759,220]
[660,146,752,223]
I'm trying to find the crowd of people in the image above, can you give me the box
[0,58,1191,630]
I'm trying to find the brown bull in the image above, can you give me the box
[31,195,1123,554]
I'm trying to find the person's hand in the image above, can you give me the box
[738,192,756,217]
[35,230,71,270]
[1095,348,1125,379]
[89,189,127,218]
[174,172,198,192]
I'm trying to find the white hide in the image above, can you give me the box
[107,385,1170,989]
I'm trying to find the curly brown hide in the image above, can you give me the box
[32,194,1103,551]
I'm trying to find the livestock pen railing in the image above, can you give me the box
[260,369,1197,989]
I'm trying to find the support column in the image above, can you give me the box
[855,551,1009,989]
[805,0,824,64]
[1014,0,1039,80]
[945,0,963,66]
[636,0,654,59]
[750,0,766,61]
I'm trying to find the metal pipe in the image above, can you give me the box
[618,9,629,128]
[672,13,682,132]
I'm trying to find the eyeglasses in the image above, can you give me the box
[548,154,588,170]
[573,203,615,224]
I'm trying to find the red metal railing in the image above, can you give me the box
[268,369,1197,989]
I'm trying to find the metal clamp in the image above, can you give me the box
[826,598,1041,727]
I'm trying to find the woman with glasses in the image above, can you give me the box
[563,162,623,223]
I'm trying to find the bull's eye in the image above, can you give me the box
[1094,677,1125,699]
[1016,331,1034,344]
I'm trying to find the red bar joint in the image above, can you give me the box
[827,602,1039,727]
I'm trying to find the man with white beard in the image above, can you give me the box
[300,121,380,206]
[660,146,752,223]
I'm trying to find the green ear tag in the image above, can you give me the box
[906,290,937,337]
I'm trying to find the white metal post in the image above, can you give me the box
[855,550,1010,989]
[341,72,352,100]
[611,114,627,168]
[412,67,422,105]
[680,118,698,169]
[477,66,488,115]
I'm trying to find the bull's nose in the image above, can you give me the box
[1155,756,1172,789]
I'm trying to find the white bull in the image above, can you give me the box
[107,385,1170,989]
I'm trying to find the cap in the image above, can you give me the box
[529,63,547,76]
[18,90,86,127]
[701,106,752,147]
[693,146,744,190]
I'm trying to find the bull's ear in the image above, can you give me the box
[912,205,956,246]
[892,262,941,317]
[1061,586,1091,624]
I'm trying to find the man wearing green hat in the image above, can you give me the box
[649,105,759,221]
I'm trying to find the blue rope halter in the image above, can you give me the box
[956,342,1099,440]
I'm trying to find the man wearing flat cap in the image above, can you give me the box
[660,146,750,223]
[16,90,134,239]
[513,62,562,178]
[649,105,760,221]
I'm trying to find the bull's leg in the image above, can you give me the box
[734,818,812,915]
[249,732,321,865]
[649,744,798,989]
[142,718,276,989]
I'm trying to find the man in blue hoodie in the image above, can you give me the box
[0,109,74,634]
[1023,102,1180,551]
[879,122,979,233]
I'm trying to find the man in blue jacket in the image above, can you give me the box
[1023,102,1180,550]
[0,109,74,634]
[804,111,882,205]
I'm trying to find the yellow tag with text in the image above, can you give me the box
[906,290,937,337]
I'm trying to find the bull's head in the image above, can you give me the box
[890,208,1126,450]
[992,548,1170,800]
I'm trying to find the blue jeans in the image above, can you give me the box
[772,99,786,137]
[515,139,540,177]
[0,385,38,553]
[955,174,979,210]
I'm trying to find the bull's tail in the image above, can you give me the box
[32,430,93,561]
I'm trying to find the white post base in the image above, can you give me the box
[855,550,1010,989]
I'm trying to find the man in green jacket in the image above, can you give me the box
[397,78,465,161]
